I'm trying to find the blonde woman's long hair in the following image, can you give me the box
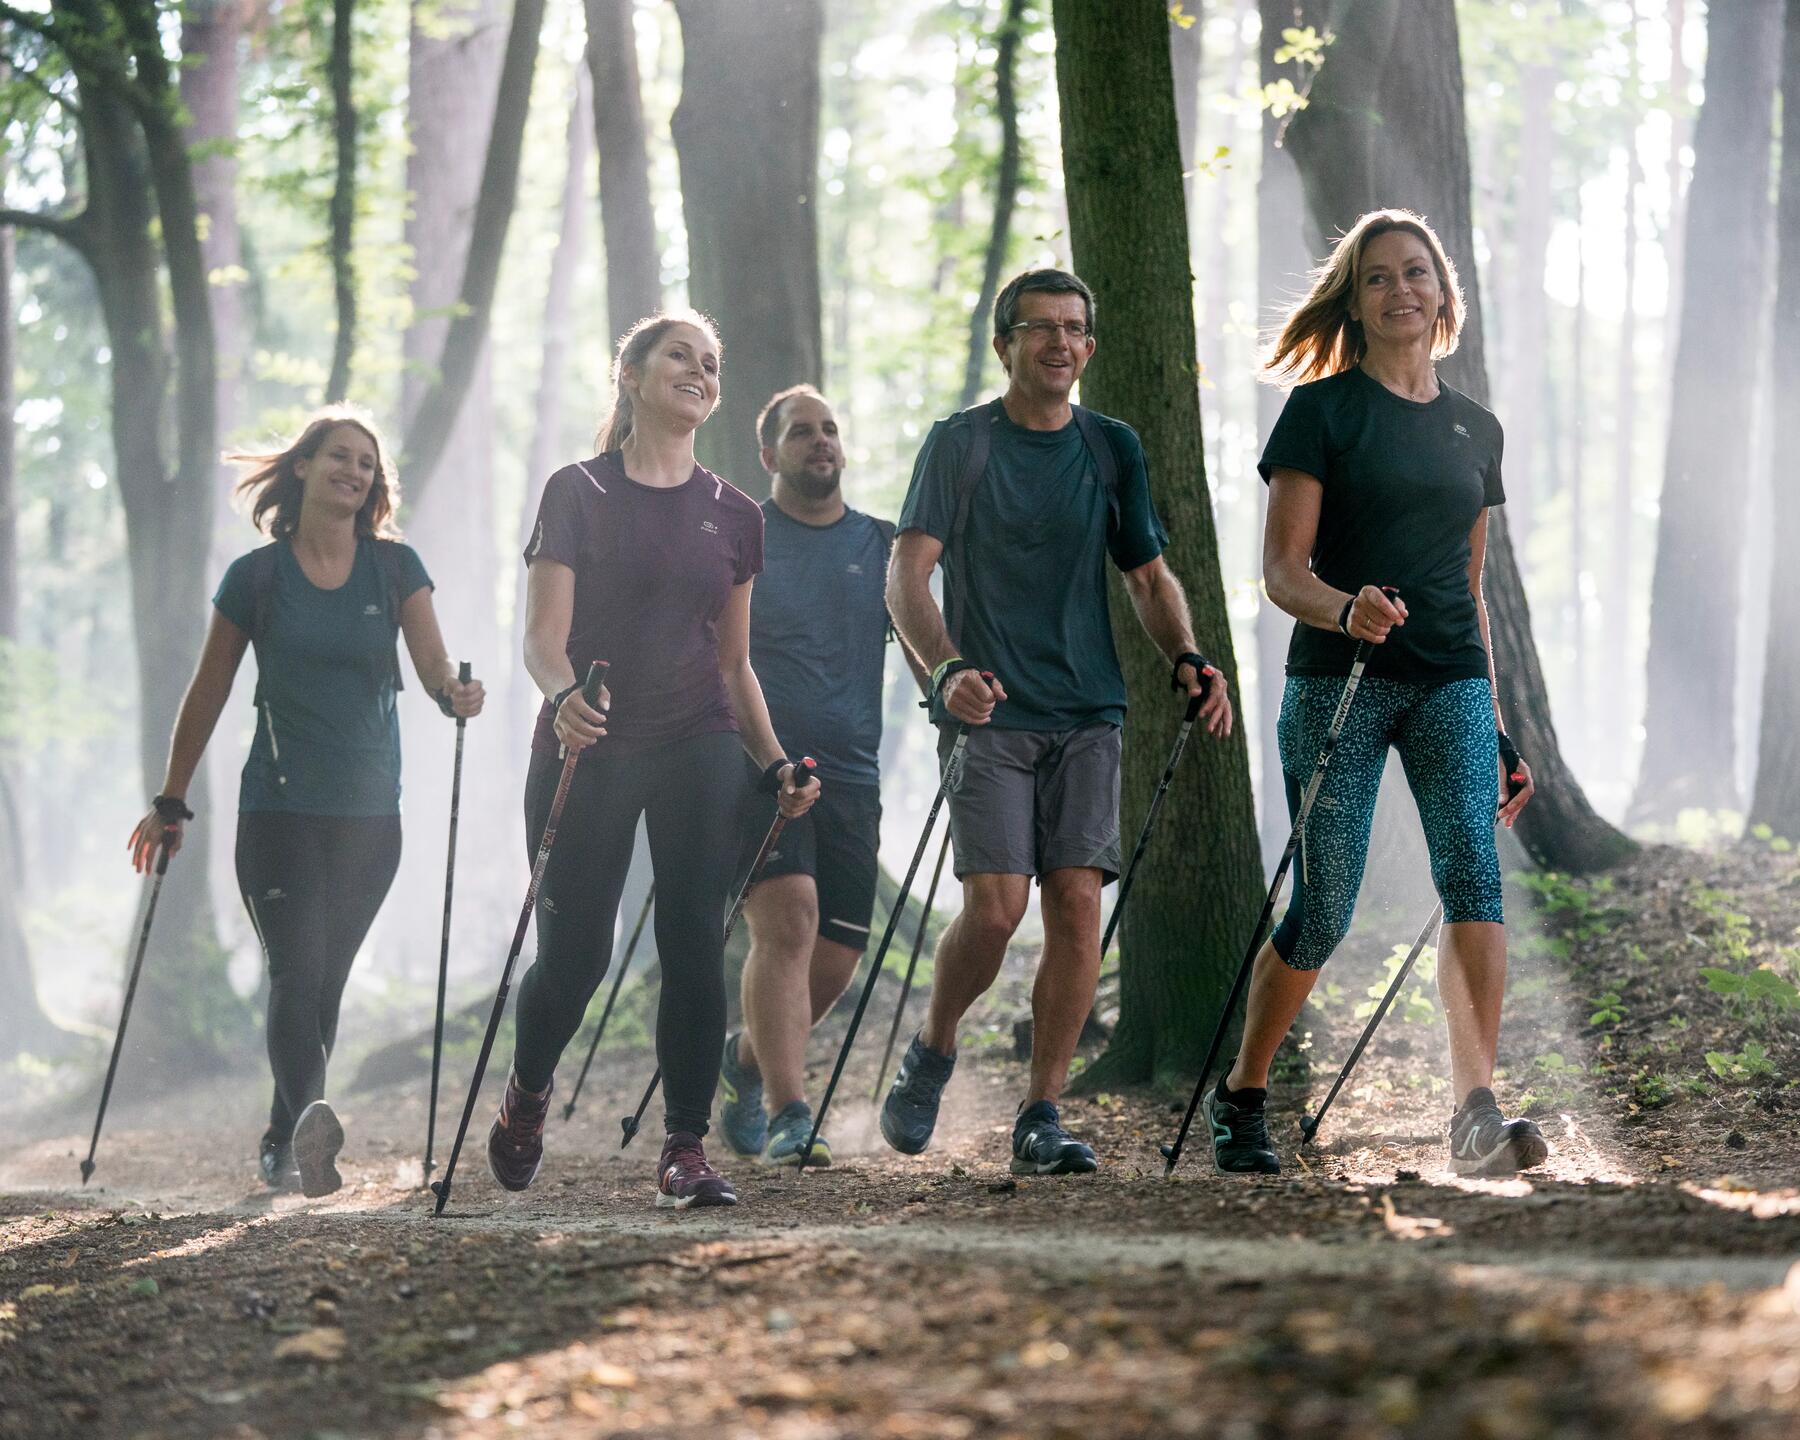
[1262,208,1464,386]
[595,309,723,451]
[231,406,402,539]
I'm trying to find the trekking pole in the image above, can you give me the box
[798,709,981,1170]
[618,758,817,1149]
[561,883,654,1122]
[870,828,951,1105]
[1160,593,1398,1178]
[81,818,182,1185]
[1099,668,1216,970]
[431,660,607,1216]
[423,660,473,1188]
[1299,744,1527,1145]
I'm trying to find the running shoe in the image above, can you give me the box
[718,1032,767,1156]
[1449,1087,1549,1177]
[1202,1076,1280,1175]
[1010,1100,1098,1175]
[880,1033,955,1155]
[761,1101,831,1168]
[291,1099,345,1198]
[656,1132,739,1208]
[487,1072,553,1192]
[259,1132,300,1192]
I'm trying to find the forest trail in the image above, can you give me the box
[3,841,1799,1439]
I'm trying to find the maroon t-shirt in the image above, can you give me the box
[524,453,764,756]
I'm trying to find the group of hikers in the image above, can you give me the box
[129,207,1549,1209]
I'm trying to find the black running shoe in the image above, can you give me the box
[1011,1100,1098,1176]
[291,1100,345,1198]
[880,1033,955,1155]
[487,1072,553,1192]
[1449,1087,1549,1177]
[1202,1077,1279,1175]
[259,1132,300,1192]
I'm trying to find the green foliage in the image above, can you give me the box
[1748,823,1795,854]
[1515,870,1625,940]
[1704,1043,1777,1084]
[1586,990,1624,1028]
[1352,943,1437,1026]
[1632,1071,1674,1108]
[1699,966,1800,1023]
[1687,884,1755,966]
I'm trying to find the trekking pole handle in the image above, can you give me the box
[582,660,609,708]
[458,659,472,685]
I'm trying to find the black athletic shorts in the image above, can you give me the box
[736,761,882,951]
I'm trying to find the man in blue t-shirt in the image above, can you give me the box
[885,268,1235,1175]
[717,385,930,1167]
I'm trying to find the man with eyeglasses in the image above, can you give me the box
[885,267,1234,1175]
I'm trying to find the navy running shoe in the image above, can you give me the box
[1450,1087,1549,1177]
[1010,1100,1097,1175]
[291,1099,345,1197]
[761,1101,831,1168]
[259,1132,300,1192]
[880,1033,955,1156]
[1202,1077,1279,1175]
[717,1032,767,1157]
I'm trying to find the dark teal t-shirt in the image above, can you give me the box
[214,537,432,815]
[897,405,1168,731]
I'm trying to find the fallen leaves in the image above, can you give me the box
[271,1327,346,1364]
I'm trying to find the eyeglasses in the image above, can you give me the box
[1006,320,1092,342]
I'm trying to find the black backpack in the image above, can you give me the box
[245,537,409,698]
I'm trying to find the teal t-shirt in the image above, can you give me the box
[214,537,432,815]
[897,405,1168,731]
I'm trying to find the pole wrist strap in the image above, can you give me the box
[925,657,977,708]
[759,758,794,796]
[152,794,195,823]
[1336,598,1355,636]
[549,682,581,716]
[1171,651,1213,693]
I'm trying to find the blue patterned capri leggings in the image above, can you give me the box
[1271,675,1504,971]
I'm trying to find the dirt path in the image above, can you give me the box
[4,842,1798,1438]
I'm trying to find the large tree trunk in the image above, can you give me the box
[671,0,823,499]
[1053,0,1264,1091]
[1611,3,1642,796]
[1283,0,1633,874]
[1749,0,1800,838]
[958,0,1026,412]
[325,0,358,403]
[1497,62,1554,550]
[1630,0,1782,823]
[583,0,661,343]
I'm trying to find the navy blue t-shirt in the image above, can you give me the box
[215,537,432,815]
[749,501,892,786]
[898,405,1168,731]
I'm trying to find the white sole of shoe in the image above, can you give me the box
[292,1101,344,1198]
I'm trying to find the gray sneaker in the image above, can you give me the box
[1449,1087,1548,1176]
[761,1100,831,1168]
[880,1033,955,1155]
[717,1032,767,1156]
[1011,1100,1097,1175]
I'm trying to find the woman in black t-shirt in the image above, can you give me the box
[489,310,819,1210]
[1203,209,1545,1181]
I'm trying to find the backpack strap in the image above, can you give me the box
[945,399,1001,649]
[1071,404,1123,531]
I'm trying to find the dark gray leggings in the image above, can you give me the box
[512,730,748,1136]
[236,811,402,1141]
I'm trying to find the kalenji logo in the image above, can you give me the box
[362,603,381,616]
[701,520,720,535]
[1453,423,1471,439]
[847,563,863,574]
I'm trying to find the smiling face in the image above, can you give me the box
[764,392,845,500]
[993,290,1096,403]
[626,322,721,432]
[1349,228,1445,352]
[294,424,380,520]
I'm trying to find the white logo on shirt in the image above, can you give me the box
[701,520,720,535]
[847,563,862,574]
[1453,423,1471,439]
[363,603,381,616]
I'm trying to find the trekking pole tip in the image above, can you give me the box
[1159,1142,1179,1178]
[1298,1117,1319,1146]
[79,1159,94,1186]
[428,1178,449,1215]
[619,1115,639,1149]
[560,1101,576,1122]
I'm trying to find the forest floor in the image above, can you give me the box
[2,839,1798,1440]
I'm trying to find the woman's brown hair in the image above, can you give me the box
[231,407,402,540]
[595,309,723,451]
[1262,208,1464,386]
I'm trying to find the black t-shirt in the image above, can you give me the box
[523,453,763,755]
[1258,367,1505,683]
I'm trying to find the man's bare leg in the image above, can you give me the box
[919,873,1030,1056]
[1027,867,1103,1105]
[739,877,863,1111]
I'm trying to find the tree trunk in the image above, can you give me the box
[1664,0,1691,373]
[1052,0,1265,1091]
[1284,0,1633,874]
[1568,187,1587,763]
[1498,62,1554,550]
[399,0,546,498]
[1748,0,1800,838]
[1630,0,1782,823]
[958,0,1026,412]
[1611,3,1642,794]
[325,0,358,403]
[671,0,824,499]
[583,0,661,342]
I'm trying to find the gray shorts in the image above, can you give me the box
[937,722,1122,882]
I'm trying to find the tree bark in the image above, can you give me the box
[1497,62,1554,550]
[1052,0,1265,1090]
[671,0,823,499]
[399,0,546,499]
[958,0,1026,412]
[1611,2,1642,785]
[1748,0,1800,838]
[325,0,357,403]
[1630,0,1782,823]
[1283,0,1633,874]
[583,0,661,343]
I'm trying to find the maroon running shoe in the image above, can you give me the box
[487,1072,553,1192]
[656,1131,738,1209]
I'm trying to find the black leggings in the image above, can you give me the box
[512,730,748,1136]
[236,812,402,1141]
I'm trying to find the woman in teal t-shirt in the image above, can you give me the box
[128,409,485,1197]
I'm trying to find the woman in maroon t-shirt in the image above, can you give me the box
[489,310,819,1210]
